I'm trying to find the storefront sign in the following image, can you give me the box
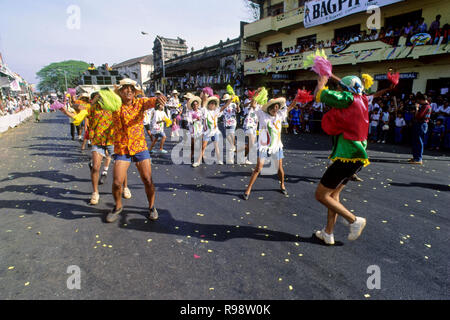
[374,72,418,80]
[272,73,294,80]
[304,0,404,28]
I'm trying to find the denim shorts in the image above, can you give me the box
[203,132,221,142]
[113,150,151,163]
[258,148,284,160]
[92,145,115,158]
[153,131,166,139]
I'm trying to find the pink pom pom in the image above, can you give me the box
[202,87,214,97]
[295,89,314,104]
[50,101,64,110]
[68,88,76,96]
[192,113,199,120]
[311,56,332,77]
[387,72,400,86]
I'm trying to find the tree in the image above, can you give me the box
[243,0,262,21]
[36,60,89,94]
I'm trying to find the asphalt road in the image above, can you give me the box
[0,112,449,300]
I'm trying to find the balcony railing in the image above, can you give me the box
[244,40,450,75]
[244,7,305,40]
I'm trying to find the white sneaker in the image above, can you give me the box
[192,162,200,168]
[218,161,224,165]
[159,149,168,154]
[245,159,253,165]
[90,192,100,205]
[348,217,367,241]
[78,135,83,141]
[123,187,132,199]
[315,229,335,245]
[226,160,234,165]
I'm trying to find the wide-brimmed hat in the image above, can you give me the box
[155,90,162,95]
[262,97,286,114]
[172,90,179,95]
[115,78,143,95]
[187,96,202,110]
[78,92,91,100]
[222,94,232,101]
[184,92,194,99]
[206,96,220,108]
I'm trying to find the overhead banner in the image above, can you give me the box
[304,0,404,28]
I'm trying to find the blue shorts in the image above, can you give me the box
[113,150,151,163]
[153,132,166,139]
[258,148,284,160]
[92,145,115,158]
[203,132,221,142]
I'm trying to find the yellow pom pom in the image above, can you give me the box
[164,117,172,127]
[362,74,374,90]
[73,110,88,126]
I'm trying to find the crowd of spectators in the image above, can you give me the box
[276,90,450,151]
[245,15,449,62]
[0,96,31,116]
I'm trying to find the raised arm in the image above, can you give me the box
[220,99,232,113]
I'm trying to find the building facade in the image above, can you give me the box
[150,23,255,96]
[112,55,154,88]
[152,36,189,93]
[243,0,450,97]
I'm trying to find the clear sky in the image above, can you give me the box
[1,0,253,84]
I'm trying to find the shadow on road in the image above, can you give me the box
[119,209,343,246]
[0,171,90,183]
[389,182,450,192]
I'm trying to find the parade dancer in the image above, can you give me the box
[243,91,296,200]
[194,96,232,167]
[313,74,370,245]
[106,79,167,223]
[240,90,259,165]
[59,90,132,205]
[221,93,240,164]
[186,96,204,167]
[149,102,170,154]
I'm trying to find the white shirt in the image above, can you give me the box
[371,113,380,126]
[144,108,154,125]
[32,103,40,111]
[222,103,238,128]
[256,107,287,154]
[187,108,205,138]
[244,105,260,131]
[381,112,390,122]
[395,117,406,127]
[203,108,223,138]
[151,110,169,134]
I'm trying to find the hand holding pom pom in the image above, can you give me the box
[387,72,400,86]
[294,89,314,104]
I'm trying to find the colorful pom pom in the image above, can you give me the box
[311,56,333,77]
[387,72,400,86]
[254,88,268,106]
[202,87,214,97]
[247,90,256,100]
[50,101,64,110]
[98,89,122,112]
[67,88,76,97]
[226,84,235,96]
[294,89,314,104]
[73,110,88,126]
[362,74,374,90]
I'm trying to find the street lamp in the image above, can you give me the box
[142,32,166,95]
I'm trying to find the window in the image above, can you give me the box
[335,24,361,40]
[385,10,422,31]
[268,3,284,16]
[267,42,283,54]
[297,34,317,47]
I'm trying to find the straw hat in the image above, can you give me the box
[172,90,179,95]
[187,96,202,110]
[184,92,194,99]
[155,90,162,95]
[222,94,232,101]
[261,97,286,114]
[115,78,143,95]
[206,96,220,108]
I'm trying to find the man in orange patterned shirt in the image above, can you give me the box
[107,79,167,223]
